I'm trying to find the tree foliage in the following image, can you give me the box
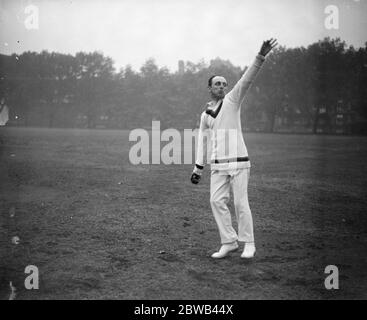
[0,38,366,133]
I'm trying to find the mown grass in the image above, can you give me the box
[1,127,366,299]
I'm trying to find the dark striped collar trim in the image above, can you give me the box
[205,100,223,119]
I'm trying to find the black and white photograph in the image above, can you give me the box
[1,0,367,303]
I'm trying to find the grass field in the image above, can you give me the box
[1,127,367,300]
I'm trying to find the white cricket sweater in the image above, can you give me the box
[195,54,266,171]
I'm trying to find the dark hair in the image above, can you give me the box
[208,75,219,87]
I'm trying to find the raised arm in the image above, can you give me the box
[226,38,277,106]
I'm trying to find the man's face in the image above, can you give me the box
[208,76,228,100]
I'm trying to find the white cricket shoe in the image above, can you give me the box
[241,242,256,258]
[211,242,238,259]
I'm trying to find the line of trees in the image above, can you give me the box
[1,37,366,134]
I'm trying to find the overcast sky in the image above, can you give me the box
[1,0,366,71]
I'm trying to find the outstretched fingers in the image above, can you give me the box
[260,38,278,56]
[270,38,278,48]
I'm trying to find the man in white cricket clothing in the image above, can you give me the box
[191,39,277,259]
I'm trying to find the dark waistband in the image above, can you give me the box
[211,157,249,164]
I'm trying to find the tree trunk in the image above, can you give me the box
[268,107,277,133]
[312,106,320,134]
[48,109,55,128]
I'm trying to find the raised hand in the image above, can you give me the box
[259,38,278,57]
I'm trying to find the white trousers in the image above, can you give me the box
[210,168,254,244]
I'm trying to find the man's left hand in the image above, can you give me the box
[259,38,278,57]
